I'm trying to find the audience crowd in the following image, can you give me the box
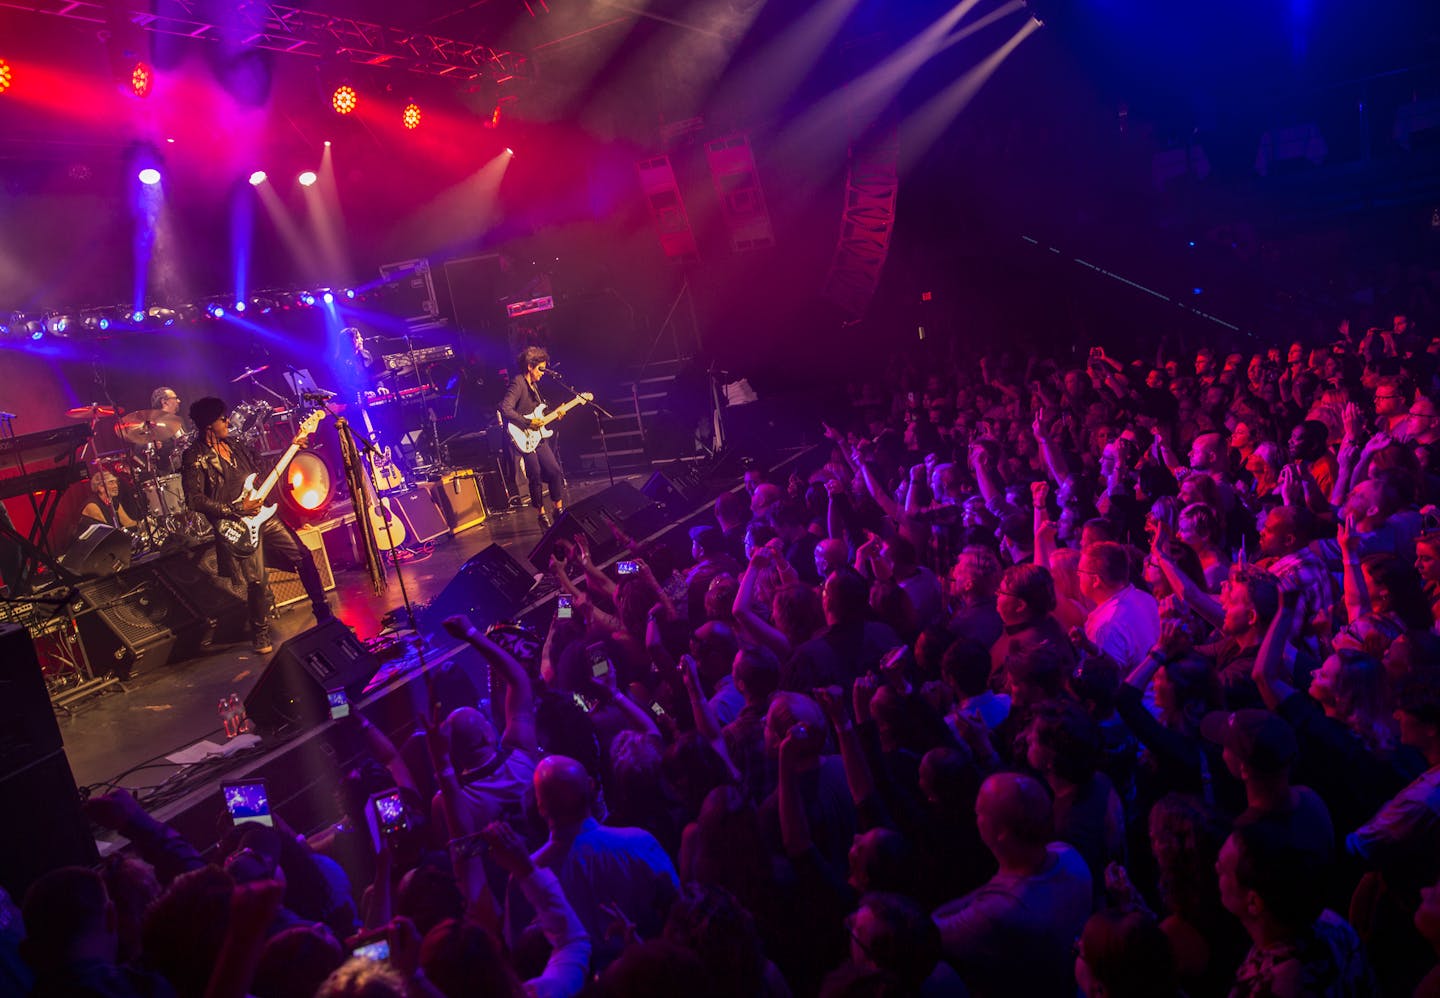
[9,314,1440,997]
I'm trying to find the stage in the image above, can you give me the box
[57,472,645,802]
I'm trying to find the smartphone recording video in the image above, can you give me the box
[222,780,273,828]
[572,691,599,713]
[616,560,639,576]
[327,689,349,720]
[373,791,410,839]
[350,929,391,962]
[556,594,573,620]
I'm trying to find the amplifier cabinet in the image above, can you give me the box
[428,472,487,534]
[268,525,337,609]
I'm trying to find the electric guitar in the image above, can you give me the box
[215,409,327,557]
[507,392,594,454]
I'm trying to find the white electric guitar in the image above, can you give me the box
[507,392,594,454]
[215,409,327,557]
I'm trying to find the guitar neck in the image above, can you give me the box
[542,395,586,425]
[248,439,306,504]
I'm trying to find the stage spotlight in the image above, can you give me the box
[505,147,514,156]
[343,288,356,300]
[206,303,225,318]
[298,170,318,187]
[137,167,162,185]
[332,84,358,115]
[131,310,145,324]
[131,61,154,98]
[324,140,332,148]
[146,306,178,326]
[299,292,316,306]
[249,170,267,186]
[234,300,246,313]
[403,102,422,130]
[0,59,12,95]
[322,291,334,304]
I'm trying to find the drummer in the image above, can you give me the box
[132,386,188,473]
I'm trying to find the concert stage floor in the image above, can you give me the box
[58,472,649,799]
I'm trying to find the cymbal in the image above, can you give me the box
[115,409,184,444]
[67,403,119,419]
[231,364,269,383]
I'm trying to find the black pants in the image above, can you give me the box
[237,518,328,635]
[520,439,566,510]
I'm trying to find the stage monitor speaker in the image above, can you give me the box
[428,472,487,534]
[59,523,133,578]
[420,543,536,635]
[0,624,99,898]
[390,489,450,545]
[528,482,664,567]
[641,469,702,514]
[70,566,198,679]
[244,619,380,734]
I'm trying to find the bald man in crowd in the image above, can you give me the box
[932,772,1092,998]
[522,755,678,971]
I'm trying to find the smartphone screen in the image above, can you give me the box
[616,560,639,575]
[556,594,573,620]
[327,689,349,720]
[649,700,666,718]
[572,691,598,713]
[373,791,409,838]
[222,780,273,827]
[352,937,391,961]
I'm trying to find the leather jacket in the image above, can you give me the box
[181,438,265,577]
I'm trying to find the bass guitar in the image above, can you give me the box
[507,392,594,454]
[215,409,327,557]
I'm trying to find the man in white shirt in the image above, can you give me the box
[1080,541,1159,671]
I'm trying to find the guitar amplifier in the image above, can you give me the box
[427,472,486,534]
[390,489,449,545]
[268,526,337,610]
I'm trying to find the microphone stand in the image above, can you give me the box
[546,370,615,486]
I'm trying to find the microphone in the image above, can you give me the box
[301,390,336,402]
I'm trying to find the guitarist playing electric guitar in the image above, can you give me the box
[500,346,589,529]
[182,396,333,653]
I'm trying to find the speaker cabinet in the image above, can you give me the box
[268,525,337,610]
[528,482,663,567]
[58,523,133,578]
[641,469,701,514]
[244,619,380,734]
[389,489,450,545]
[419,544,537,635]
[427,472,487,534]
[0,625,99,898]
[70,567,197,680]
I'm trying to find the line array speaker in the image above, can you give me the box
[0,624,99,898]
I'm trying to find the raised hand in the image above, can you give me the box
[1337,510,1362,561]
[442,615,476,640]
[480,821,536,878]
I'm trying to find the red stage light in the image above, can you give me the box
[402,102,422,130]
[279,449,335,524]
[0,59,12,95]
[332,84,357,115]
[131,61,153,98]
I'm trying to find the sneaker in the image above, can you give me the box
[252,635,274,654]
[537,510,552,530]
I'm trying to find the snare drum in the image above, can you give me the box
[142,473,186,514]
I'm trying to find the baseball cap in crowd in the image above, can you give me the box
[689,525,725,556]
[1200,708,1297,774]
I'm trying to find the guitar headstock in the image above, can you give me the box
[299,409,329,437]
[579,392,595,403]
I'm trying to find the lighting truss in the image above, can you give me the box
[4,0,529,83]
[822,126,900,321]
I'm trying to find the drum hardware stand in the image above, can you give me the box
[5,589,129,711]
